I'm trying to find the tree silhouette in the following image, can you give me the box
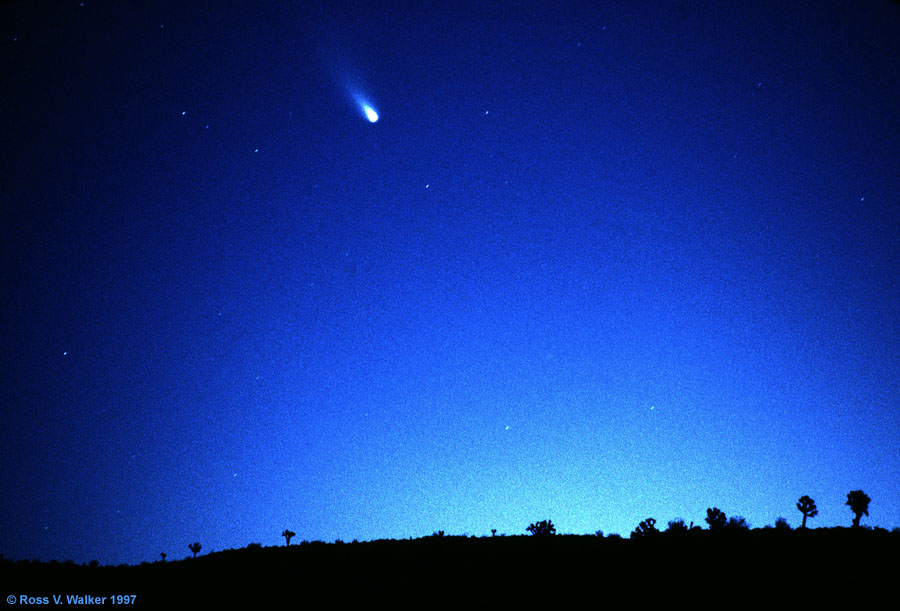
[796,496,818,529]
[666,518,688,534]
[631,518,659,538]
[846,490,871,528]
[282,529,296,546]
[160,552,166,562]
[526,520,556,537]
[705,507,727,530]
[188,542,202,558]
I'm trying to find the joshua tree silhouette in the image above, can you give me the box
[705,507,727,530]
[796,496,818,529]
[631,518,659,538]
[846,490,871,528]
[526,520,556,536]
[282,529,296,546]
[188,542,202,558]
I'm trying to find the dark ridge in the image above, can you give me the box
[3,527,898,606]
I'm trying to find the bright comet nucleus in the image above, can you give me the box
[350,90,379,123]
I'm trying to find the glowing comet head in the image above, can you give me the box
[362,104,379,123]
[351,90,379,123]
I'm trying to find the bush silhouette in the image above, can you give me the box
[774,517,791,531]
[796,496,818,529]
[705,507,727,530]
[189,542,202,558]
[846,490,871,528]
[526,520,556,537]
[282,529,296,546]
[631,518,659,538]
[726,516,750,531]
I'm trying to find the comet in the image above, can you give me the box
[351,90,379,123]
[362,104,379,123]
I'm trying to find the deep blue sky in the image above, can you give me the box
[2,0,899,565]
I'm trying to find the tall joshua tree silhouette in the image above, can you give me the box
[189,542,202,558]
[846,490,871,528]
[705,507,727,530]
[797,495,818,529]
[282,529,296,546]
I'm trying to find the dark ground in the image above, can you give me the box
[3,527,897,606]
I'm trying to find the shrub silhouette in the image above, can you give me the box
[774,517,791,531]
[726,516,750,531]
[631,518,659,538]
[666,518,688,534]
[705,507,727,530]
[846,490,871,528]
[796,496,818,529]
[526,520,556,536]
[282,529,296,546]
[189,542,202,558]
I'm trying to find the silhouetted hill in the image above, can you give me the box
[3,528,897,606]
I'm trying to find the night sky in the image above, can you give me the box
[2,1,899,566]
